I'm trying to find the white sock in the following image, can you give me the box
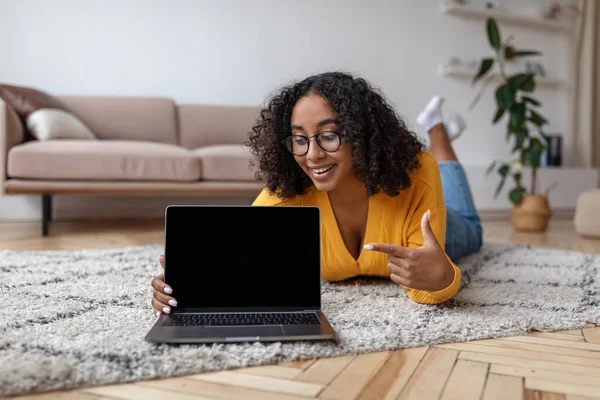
[416,95,444,132]
[445,112,467,141]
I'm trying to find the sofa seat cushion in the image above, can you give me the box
[7,140,201,181]
[193,144,257,181]
[574,189,600,238]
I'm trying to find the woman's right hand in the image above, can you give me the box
[151,254,177,317]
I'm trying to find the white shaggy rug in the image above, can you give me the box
[1,241,599,397]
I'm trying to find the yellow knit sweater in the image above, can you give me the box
[251,151,461,304]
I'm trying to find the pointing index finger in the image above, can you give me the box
[364,243,409,258]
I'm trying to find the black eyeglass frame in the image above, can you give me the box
[282,130,343,156]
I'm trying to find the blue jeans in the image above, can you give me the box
[439,161,483,262]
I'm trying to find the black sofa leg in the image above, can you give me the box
[42,194,52,236]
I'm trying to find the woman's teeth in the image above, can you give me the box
[313,165,334,174]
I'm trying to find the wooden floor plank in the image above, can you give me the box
[458,351,600,377]
[524,389,566,400]
[355,347,428,400]
[566,396,600,400]
[436,342,600,368]
[583,327,600,344]
[560,330,584,337]
[526,378,600,398]
[394,348,459,400]
[11,391,106,400]
[499,336,600,352]
[83,384,215,400]
[295,354,356,384]
[282,360,317,370]
[490,364,600,387]
[138,377,316,400]
[527,332,586,342]
[472,338,600,359]
[482,373,523,400]
[317,351,391,399]
[190,370,324,397]
[380,347,429,400]
[237,365,304,379]
[439,360,489,400]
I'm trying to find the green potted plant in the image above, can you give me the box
[470,17,555,232]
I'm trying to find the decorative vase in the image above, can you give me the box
[510,194,552,232]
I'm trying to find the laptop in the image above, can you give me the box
[145,204,337,344]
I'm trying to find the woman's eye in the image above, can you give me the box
[294,137,308,145]
[321,134,336,141]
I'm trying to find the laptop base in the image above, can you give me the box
[145,312,337,344]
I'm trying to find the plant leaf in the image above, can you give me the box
[492,107,505,124]
[529,109,548,126]
[508,73,535,92]
[513,172,522,186]
[486,18,502,50]
[512,50,542,57]
[494,163,510,198]
[510,102,526,128]
[525,138,545,168]
[472,58,495,85]
[509,187,526,205]
[511,126,528,153]
[508,73,529,87]
[486,160,499,175]
[520,75,535,92]
[522,96,541,106]
[495,84,515,109]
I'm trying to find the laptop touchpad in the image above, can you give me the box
[199,325,284,339]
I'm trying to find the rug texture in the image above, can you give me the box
[1,241,599,397]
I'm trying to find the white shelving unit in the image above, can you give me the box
[439,1,572,33]
[438,63,565,89]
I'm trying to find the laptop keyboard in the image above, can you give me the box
[163,312,320,327]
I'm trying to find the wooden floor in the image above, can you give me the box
[2,218,600,400]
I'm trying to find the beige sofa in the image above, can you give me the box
[0,96,266,235]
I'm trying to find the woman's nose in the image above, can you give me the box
[305,138,325,160]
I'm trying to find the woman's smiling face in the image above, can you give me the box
[288,93,354,193]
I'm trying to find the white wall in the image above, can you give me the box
[0,0,584,220]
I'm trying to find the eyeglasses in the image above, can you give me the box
[282,131,342,156]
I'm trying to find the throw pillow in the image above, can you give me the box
[26,109,96,141]
[0,83,96,140]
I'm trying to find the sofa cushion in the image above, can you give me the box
[56,96,178,145]
[8,140,200,181]
[178,105,262,149]
[27,109,97,141]
[0,83,97,141]
[193,144,257,181]
[0,83,68,120]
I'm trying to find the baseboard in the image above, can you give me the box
[479,208,575,221]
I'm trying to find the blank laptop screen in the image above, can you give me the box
[164,205,321,311]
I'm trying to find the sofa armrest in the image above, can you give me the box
[0,99,25,194]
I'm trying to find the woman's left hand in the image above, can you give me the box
[364,210,455,292]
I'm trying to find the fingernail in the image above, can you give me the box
[164,286,173,294]
[163,306,170,314]
[427,209,431,222]
[168,300,178,307]
[155,311,161,317]
[363,244,373,250]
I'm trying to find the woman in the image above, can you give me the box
[150,72,482,316]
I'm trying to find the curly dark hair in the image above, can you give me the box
[246,71,425,198]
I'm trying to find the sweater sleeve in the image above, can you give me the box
[402,154,461,305]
